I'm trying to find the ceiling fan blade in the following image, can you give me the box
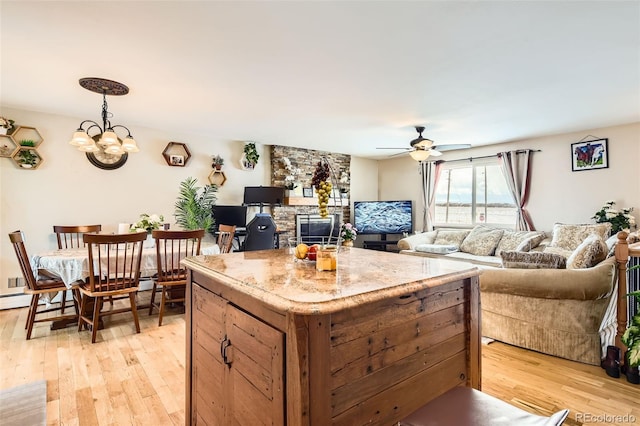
[432,144,472,152]
[428,149,443,156]
[376,147,411,151]
[389,151,409,158]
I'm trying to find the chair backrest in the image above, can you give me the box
[217,224,236,254]
[152,229,205,282]
[83,232,146,293]
[8,230,39,291]
[244,214,276,251]
[54,225,102,249]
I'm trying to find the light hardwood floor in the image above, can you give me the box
[1,293,638,426]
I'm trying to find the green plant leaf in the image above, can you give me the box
[174,177,217,231]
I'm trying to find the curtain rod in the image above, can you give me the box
[441,149,541,163]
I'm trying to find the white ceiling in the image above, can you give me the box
[1,1,639,159]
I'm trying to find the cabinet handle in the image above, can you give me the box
[221,336,232,366]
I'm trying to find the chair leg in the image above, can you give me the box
[60,289,66,314]
[149,281,158,316]
[129,293,141,333]
[158,286,167,326]
[25,294,39,340]
[78,294,86,332]
[91,296,103,343]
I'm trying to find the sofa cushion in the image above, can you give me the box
[442,251,503,267]
[567,234,607,269]
[495,230,546,256]
[434,230,470,247]
[397,230,438,250]
[460,226,504,256]
[549,223,612,251]
[500,251,567,269]
[415,244,459,254]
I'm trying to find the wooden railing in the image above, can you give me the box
[614,231,640,349]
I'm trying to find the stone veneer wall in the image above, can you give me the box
[270,145,351,244]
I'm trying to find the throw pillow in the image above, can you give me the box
[459,226,504,256]
[415,244,459,254]
[543,246,573,259]
[397,230,438,250]
[500,251,567,269]
[495,230,547,256]
[566,234,608,269]
[548,223,612,251]
[433,230,470,247]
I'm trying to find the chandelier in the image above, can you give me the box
[69,77,139,154]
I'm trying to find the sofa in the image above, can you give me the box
[397,224,619,365]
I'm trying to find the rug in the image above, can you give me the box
[0,380,46,426]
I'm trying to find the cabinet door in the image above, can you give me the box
[192,284,227,425]
[225,306,285,425]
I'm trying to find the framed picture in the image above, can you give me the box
[571,138,608,172]
[303,187,313,197]
[170,154,185,166]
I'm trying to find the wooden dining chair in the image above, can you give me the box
[150,229,205,326]
[8,230,78,340]
[53,225,102,249]
[77,231,146,343]
[217,224,236,254]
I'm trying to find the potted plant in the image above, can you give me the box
[0,116,15,135]
[340,223,358,247]
[20,140,36,147]
[243,142,259,168]
[174,177,218,232]
[211,155,225,170]
[17,149,38,168]
[621,278,640,384]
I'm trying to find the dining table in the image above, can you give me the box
[29,241,221,330]
[31,241,221,288]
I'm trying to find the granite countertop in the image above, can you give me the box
[182,247,479,315]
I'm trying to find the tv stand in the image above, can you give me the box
[362,239,400,253]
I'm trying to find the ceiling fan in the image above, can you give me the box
[377,126,471,161]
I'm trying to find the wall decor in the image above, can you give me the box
[162,142,191,167]
[241,142,259,170]
[571,138,608,171]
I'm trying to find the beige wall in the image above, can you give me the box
[379,122,640,233]
[0,107,379,298]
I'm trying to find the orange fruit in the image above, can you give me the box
[295,243,309,259]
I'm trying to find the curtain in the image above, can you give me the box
[420,161,443,231]
[499,150,534,231]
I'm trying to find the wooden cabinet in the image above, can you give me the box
[191,284,284,425]
[185,249,480,425]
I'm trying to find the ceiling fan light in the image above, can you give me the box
[410,149,431,162]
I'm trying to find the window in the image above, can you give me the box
[434,159,517,227]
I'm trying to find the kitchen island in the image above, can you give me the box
[183,247,480,425]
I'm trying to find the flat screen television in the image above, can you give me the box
[353,200,413,235]
[212,205,247,230]
[243,186,285,206]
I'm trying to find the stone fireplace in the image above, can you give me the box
[270,145,350,243]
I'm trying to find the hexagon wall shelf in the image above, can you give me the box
[12,126,43,149]
[208,169,227,186]
[162,142,191,167]
[12,147,44,170]
[0,134,19,158]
